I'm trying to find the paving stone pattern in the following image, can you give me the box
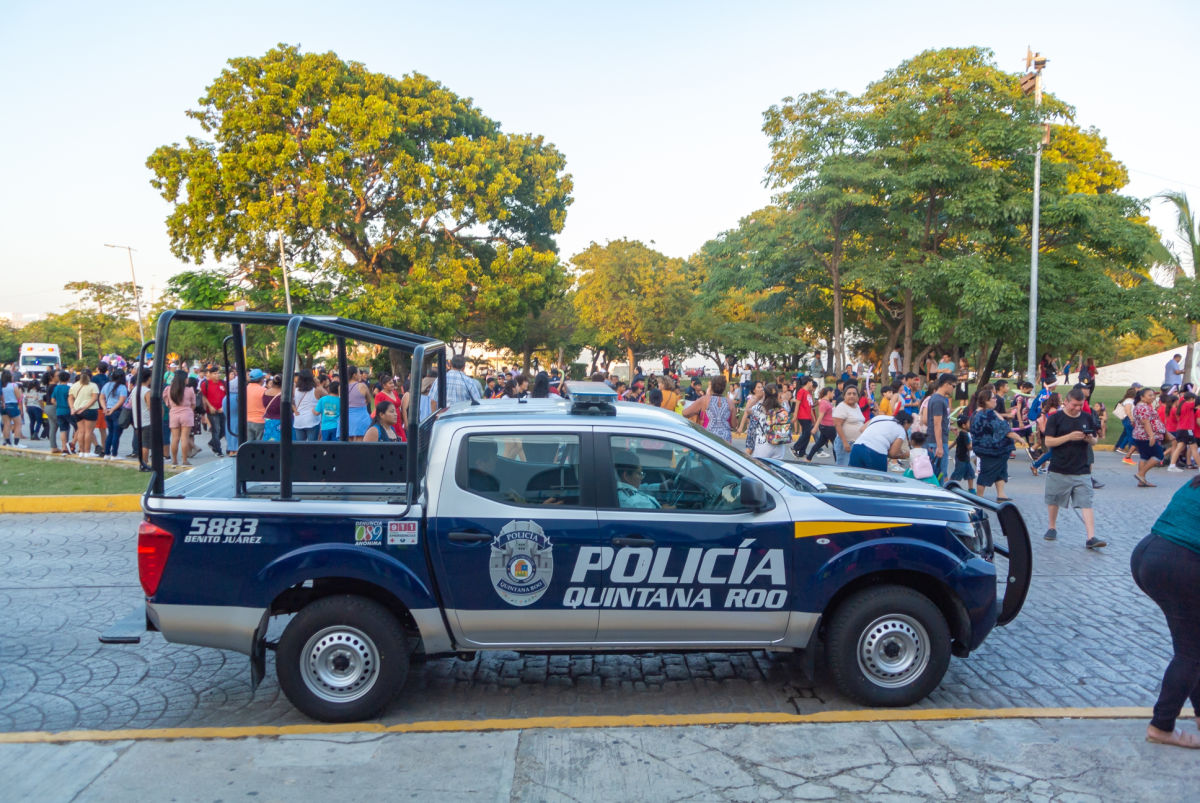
[0,453,1181,732]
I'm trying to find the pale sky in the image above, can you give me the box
[1,0,1197,319]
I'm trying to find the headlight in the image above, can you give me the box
[948,519,990,556]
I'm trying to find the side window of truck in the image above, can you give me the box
[608,435,744,512]
[459,433,583,507]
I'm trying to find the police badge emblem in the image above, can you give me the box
[489,520,553,606]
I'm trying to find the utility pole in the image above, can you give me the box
[1021,49,1049,382]
[278,231,292,312]
[103,243,146,343]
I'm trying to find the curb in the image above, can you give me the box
[0,494,142,514]
[0,706,1155,744]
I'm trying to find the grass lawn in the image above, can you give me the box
[0,454,151,496]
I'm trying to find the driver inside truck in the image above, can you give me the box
[614,449,664,509]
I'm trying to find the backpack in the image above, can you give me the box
[765,406,793,445]
[912,396,930,435]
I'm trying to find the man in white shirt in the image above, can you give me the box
[889,350,903,379]
[849,411,913,472]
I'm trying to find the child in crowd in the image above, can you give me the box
[950,415,976,493]
[904,431,940,485]
[316,379,341,441]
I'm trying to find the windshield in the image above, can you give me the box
[684,418,806,489]
[20,355,54,366]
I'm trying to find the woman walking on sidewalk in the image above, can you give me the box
[164,371,196,467]
[1,369,24,447]
[1131,387,1166,487]
[1132,476,1200,749]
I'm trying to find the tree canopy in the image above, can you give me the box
[147,43,573,349]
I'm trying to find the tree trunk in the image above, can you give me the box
[626,346,636,378]
[522,348,533,375]
[902,288,914,371]
[881,324,901,384]
[1185,323,1197,386]
[978,340,1003,388]
[388,347,410,382]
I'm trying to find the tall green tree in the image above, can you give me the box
[573,239,691,371]
[1157,191,1200,383]
[147,44,572,345]
[757,47,1162,381]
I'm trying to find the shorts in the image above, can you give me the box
[139,425,152,448]
[2,403,19,419]
[1174,429,1195,445]
[1132,438,1164,463]
[57,413,73,431]
[75,409,98,422]
[950,459,976,481]
[1044,471,1094,509]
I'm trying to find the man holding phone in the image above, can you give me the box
[1042,388,1107,549]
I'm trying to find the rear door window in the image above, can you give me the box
[458,433,584,507]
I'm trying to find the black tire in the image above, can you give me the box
[276,595,408,722]
[825,585,951,707]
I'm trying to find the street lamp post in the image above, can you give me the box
[1022,49,1049,382]
[103,243,146,343]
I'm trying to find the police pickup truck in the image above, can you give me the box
[121,311,1031,722]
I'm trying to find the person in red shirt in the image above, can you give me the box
[1168,392,1198,471]
[791,376,816,457]
[374,377,405,441]
[200,365,228,456]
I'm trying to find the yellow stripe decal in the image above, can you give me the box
[794,521,911,539]
[0,707,1153,744]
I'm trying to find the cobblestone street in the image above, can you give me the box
[0,452,1179,733]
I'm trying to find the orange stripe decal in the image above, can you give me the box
[794,521,911,539]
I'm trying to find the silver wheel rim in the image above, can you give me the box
[856,613,930,688]
[300,625,379,703]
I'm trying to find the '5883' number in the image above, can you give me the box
[187,517,259,536]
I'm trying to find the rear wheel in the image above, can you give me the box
[826,585,951,707]
[276,595,408,722]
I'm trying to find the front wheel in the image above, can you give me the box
[276,595,408,722]
[825,585,951,707]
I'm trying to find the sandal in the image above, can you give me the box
[1136,477,1155,488]
[1146,726,1200,749]
[996,497,1013,502]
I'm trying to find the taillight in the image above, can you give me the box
[138,521,174,596]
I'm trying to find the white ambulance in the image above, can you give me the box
[16,343,61,380]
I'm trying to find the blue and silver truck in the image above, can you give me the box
[120,311,1031,722]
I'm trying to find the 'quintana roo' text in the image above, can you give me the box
[562,540,787,609]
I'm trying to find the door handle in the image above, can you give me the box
[448,531,493,543]
[612,536,655,547]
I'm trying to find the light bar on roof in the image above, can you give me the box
[566,381,617,404]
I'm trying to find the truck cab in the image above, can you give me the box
[126,311,1031,722]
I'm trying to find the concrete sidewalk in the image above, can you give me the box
[3,717,1193,801]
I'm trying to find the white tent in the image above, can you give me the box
[1095,345,1200,388]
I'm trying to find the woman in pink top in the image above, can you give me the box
[164,371,196,467]
[804,387,837,462]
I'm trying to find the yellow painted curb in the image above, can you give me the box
[0,494,142,514]
[0,706,1153,744]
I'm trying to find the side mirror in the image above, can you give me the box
[740,476,768,511]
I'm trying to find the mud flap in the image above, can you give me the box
[250,612,269,691]
[98,607,147,644]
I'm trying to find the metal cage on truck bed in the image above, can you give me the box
[137,310,448,505]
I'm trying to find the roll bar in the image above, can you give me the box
[146,309,447,504]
